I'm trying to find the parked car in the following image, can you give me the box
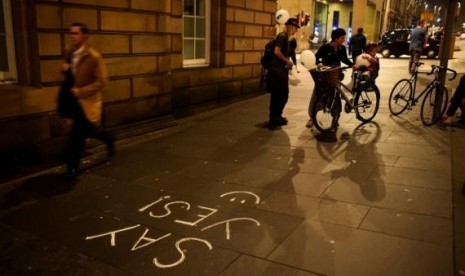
[377,29,440,59]
[454,30,465,39]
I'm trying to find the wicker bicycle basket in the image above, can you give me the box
[310,66,341,86]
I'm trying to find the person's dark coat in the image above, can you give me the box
[57,61,80,119]
[349,34,366,58]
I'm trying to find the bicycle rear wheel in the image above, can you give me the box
[354,85,380,122]
[312,89,340,132]
[420,84,449,126]
[389,79,412,115]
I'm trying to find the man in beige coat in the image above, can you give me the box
[61,22,114,179]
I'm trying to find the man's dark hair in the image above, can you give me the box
[71,22,89,34]
[364,42,378,53]
[357,27,363,34]
[331,28,346,40]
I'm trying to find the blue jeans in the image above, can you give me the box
[409,48,422,72]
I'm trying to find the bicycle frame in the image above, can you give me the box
[407,66,435,106]
[335,83,353,107]
[409,65,453,107]
[333,70,366,110]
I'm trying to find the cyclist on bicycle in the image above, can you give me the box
[408,20,427,74]
[306,28,353,128]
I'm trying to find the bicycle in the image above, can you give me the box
[310,66,381,132]
[388,62,457,126]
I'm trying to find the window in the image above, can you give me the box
[0,0,16,83]
[183,0,210,67]
[332,11,339,30]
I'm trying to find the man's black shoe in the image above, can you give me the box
[273,117,288,125]
[107,137,115,159]
[267,122,277,130]
[62,169,79,180]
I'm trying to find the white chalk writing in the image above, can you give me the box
[153,238,213,269]
[86,190,263,270]
[220,191,261,204]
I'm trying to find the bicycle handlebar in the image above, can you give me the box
[316,65,352,72]
[426,65,457,81]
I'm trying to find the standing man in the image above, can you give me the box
[266,18,300,130]
[61,22,114,179]
[408,20,427,73]
[348,27,366,63]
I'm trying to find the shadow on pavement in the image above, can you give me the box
[316,122,386,202]
[0,174,77,210]
[0,153,112,211]
[313,130,338,143]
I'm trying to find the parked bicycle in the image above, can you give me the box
[388,62,457,126]
[310,66,381,132]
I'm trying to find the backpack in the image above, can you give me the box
[260,39,276,69]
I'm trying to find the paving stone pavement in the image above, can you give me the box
[1,45,465,275]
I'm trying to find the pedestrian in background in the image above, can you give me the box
[61,22,114,179]
[349,27,366,63]
[408,20,427,73]
[306,28,353,128]
[266,18,300,130]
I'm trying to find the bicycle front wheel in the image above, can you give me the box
[312,89,340,132]
[420,84,449,126]
[354,85,380,123]
[389,79,412,115]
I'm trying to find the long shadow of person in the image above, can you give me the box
[255,146,339,275]
[324,122,386,202]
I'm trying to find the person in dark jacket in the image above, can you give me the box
[348,27,366,63]
[288,37,299,73]
[266,18,299,129]
[306,28,354,128]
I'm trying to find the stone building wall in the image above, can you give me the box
[35,0,178,128]
[171,0,277,113]
[0,0,277,158]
